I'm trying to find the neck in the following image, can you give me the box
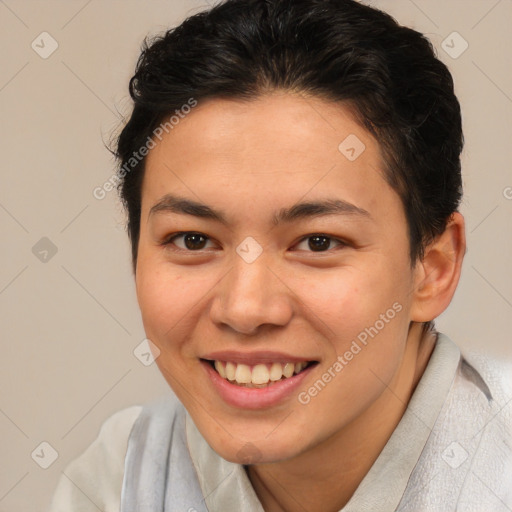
[247,323,437,512]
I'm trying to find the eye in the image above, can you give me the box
[293,234,345,252]
[165,232,216,251]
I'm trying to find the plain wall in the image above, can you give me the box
[0,1,511,510]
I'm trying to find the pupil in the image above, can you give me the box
[308,236,330,251]
[185,233,207,250]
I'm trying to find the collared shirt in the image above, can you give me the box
[50,333,512,511]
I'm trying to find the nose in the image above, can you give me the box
[209,257,294,335]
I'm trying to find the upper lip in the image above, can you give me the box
[201,350,318,365]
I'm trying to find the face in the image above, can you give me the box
[136,92,418,463]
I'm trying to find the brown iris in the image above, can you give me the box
[184,233,208,250]
[308,235,331,251]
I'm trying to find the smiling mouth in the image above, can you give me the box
[204,360,317,388]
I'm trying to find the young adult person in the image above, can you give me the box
[51,0,512,510]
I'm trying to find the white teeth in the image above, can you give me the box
[214,361,227,379]
[295,362,307,374]
[283,363,295,378]
[225,362,236,381]
[269,362,283,381]
[252,364,270,384]
[235,363,252,384]
[213,360,310,386]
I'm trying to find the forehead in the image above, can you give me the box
[141,93,403,226]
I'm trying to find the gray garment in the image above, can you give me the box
[120,397,208,512]
[120,334,512,511]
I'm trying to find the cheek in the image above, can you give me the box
[135,256,209,344]
[135,260,215,400]
[294,260,410,343]
[290,266,411,436]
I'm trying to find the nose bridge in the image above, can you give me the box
[211,256,292,334]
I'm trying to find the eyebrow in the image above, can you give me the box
[273,199,371,224]
[149,194,228,224]
[148,194,371,225]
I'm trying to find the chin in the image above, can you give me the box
[205,430,304,465]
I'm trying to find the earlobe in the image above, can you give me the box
[410,212,466,322]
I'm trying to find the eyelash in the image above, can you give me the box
[163,232,217,251]
[293,235,346,252]
[162,232,347,253]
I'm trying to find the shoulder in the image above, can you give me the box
[401,342,512,509]
[49,405,143,512]
[450,346,512,436]
[461,351,512,507]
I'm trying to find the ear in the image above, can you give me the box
[410,212,466,322]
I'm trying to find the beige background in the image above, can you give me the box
[0,0,511,510]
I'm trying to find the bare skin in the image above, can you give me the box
[135,92,465,511]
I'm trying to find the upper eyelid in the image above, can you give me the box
[292,234,345,250]
[163,232,346,249]
[164,231,219,250]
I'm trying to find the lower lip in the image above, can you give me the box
[201,361,316,410]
